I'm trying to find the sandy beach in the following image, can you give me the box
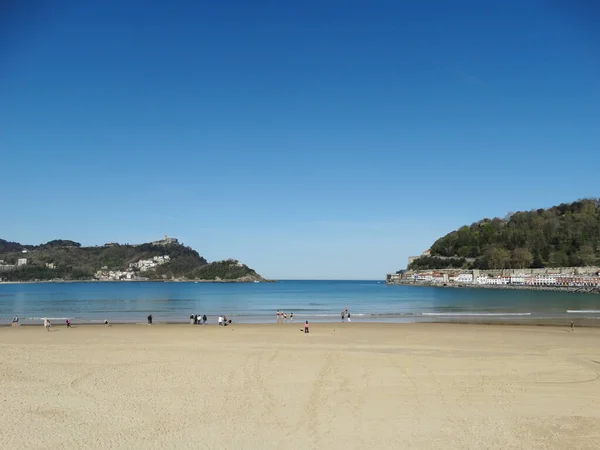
[1,323,599,449]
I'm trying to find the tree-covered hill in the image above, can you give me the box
[408,199,600,270]
[0,239,266,282]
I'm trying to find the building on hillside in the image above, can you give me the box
[152,235,179,246]
[17,258,27,266]
[407,249,432,266]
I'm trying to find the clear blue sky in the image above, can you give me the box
[1,1,599,279]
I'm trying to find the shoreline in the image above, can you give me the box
[4,318,599,328]
[0,278,277,285]
[387,280,600,294]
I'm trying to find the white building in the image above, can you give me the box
[453,274,473,283]
[510,275,525,284]
[17,258,27,266]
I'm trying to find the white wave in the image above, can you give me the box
[421,312,532,317]
[566,310,600,314]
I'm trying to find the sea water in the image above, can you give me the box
[1,280,599,324]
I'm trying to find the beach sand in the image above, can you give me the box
[1,323,599,449]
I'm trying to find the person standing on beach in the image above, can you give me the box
[202,314,207,325]
[66,318,71,328]
[290,312,294,323]
[341,310,345,322]
[276,310,281,324]
[284,313,287,323]
[571,321,574,331]
[44,318,51,331]
[12,316,19,327]
[304,320,309,333]
[147,314,153,325]
[347,312,351,322]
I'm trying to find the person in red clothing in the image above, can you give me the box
[304,320,309,334]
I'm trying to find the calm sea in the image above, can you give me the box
[1,280,599,324]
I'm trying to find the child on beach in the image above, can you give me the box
[66,318,71,328]
[304,320,309,334]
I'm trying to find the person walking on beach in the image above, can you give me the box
[202,314,207,325]
[347,311,351,322]
[290,312,294,323]
[341,310,345,322]
[12,316,19,327]
[147,314,153,325]
[104,319,110,326]
[571,321,574,331]
[283,313,287,323]
[276,310,281,324]
[44,318,51,331]
[66,318,71,328]
[304,320,310,334]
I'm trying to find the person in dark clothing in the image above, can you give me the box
[202,314,207,324]
[194,314,198,325]
[147,314,153,325]
[304,320,309,333]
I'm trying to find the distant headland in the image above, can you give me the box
[388,199,600,293]
[0,235,270,283]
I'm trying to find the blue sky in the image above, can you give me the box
[1,1,599,279]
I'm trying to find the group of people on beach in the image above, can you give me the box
[341,307,351,322]
[218,315,232,326]
[190,314,208,325]
[276,310,294,323]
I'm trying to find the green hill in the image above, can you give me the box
[0,238,267,282]
[408,199,600,270]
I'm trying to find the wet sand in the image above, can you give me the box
[1,323,599,449]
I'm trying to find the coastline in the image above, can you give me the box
[387,279,600,294]
[0,278,277,285]
[4,317,599,328]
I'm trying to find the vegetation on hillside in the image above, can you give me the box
[146,259,263,281]
[408,199,600,270]
[0,239,264,282]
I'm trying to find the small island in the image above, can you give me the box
[0,235,270,283]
